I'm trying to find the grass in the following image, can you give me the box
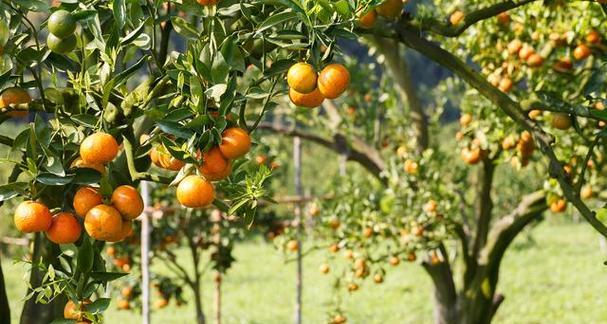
[3,220,607,324]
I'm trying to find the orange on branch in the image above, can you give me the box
[71,158,106,174]
[317,64,350,99]
[289,87,325,108]
[176,175,215,208]
[376,0,403,19]
[0,87,31,117]
[199,147,232,181]
[287,63,318,94]
[46,212,81,244]
[84,205,123,241]
[73,186,103,217]
[358,9,377,29]
[219,127,251,159]
[14,201,52,233]
[111,185,144,220]
[80,132,119,164]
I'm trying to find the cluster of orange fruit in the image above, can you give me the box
[357,0,405,28]
[287,62,350,108]
[64,299,92,323]
[150,127,251,208]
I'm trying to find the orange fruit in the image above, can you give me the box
[319,263,330,274]
[48,10,76,38]
[526,53,544,67]
[111,185,144,220]
[581,185,593,200]
[507,39,523,55]
[255,155,267,165]
[518,44,535,60]
[287,63,318,94]
[219,127,251,159]
[373,274,384,284]
[117,299,130,310]
[200,147,232,181]
[551,113,572,130]
[286,240,299,252]
[197,0,217,5]
[389,256,400,266]
[498,77,513,93]
[496,12,510,25]
[150,146,185,171]
[73,186,103,217]
[550,199,567,213]
[176,175,215,208]
[106,220,133,243]
[332,314,347,324]
[0,87,31,117]
[586,30,600,44]
[64,299,91,320]
[403,159,418,175]
[459,113,472,127]
[450,10,465,26]
[358,9,377,29]
[14,201,52,233]
[289,87,325,108]
[376,0,403,19]
[154,299,169,309]
[553,57,573,73]
[84,205,123,241]
[70,157,106,174]
[461,147,483,165]
[573,44,591,60]
[46,212,81,244]
[80,132,119,164]
[317,64,350,99]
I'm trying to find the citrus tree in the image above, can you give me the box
[261,1,607,323]
[0,0,358,323]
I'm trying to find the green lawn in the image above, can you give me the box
[3,220,607,324]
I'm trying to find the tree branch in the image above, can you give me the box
[420,0,536,37]
[471,157,496,263]
[257,123,386,184]
[422,246,457,324]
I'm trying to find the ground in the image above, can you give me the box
[3,220,606,324]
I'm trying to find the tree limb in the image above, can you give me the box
[257,123,386,184]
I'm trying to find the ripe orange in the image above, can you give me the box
[117,299,130,310]
[518,44,535,60]
[80,132,119,164]
[255,155,267,165]
[501,136,516,150]
[403,159,418,175]
[332,314,347,324]
[176,175,215,208]
[14,201,52,233]
[289,87,325,108]
[347,283,359,292]
[287,63,318,94]
[373,274,384,284]
[551,113,572,130]
[526,53,544,67]
[219,127,251,159]
[84,205,123,241]
[407,252,417,262]
[376,0,403,19]
[573,44,591,60]
[199,147,232,181]
[461,147,483,165]
[121,286,133,298]
[46,212,81,244]
[581,185,593,200]
[498,77,513,93]
[317,64,350,99]
[155,299,169,309]
[71,157,106,174]
[106,246,116,257]
[73,186,103,217]
[507,39,523,55]
[197,0,217,5]
[319,263,330,274]
[64,299,91,320]
[362,227,373,238]
[586,30,600,44]
[553,57,573,73]
[389,256,400,266]
[150,146,185,171]
[450,10,465,26]
[111,185,144,220]
[517,131,535,158]
[358,9,377,29]
[286,240,299,252]
[496,12,510,25]
[0,87,31,117]
[459,113,472,127]
[550,199,567,213]
[106,220,132,243]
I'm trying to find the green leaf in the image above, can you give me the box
[171,17,200,39]
[15,0,49,12]
[157,121,195,139]
[211,52,230,83]
[72,168,102,185]
[86,298,111,313]
[206,84,227,102]
[36,173,74,185]
[89,272,128,282]
[220,37,245,72]
[112,0,127,30]
[255,10,299,35]
[71,114,99,128]
[76,238,94,274]
[0,182,27,201]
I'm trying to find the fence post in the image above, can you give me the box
[141,181,151,324]
[293,136,303,324]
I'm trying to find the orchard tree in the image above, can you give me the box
[0,0,358,323]
[262,1,607,324]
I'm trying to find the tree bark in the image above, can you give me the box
[193,280,206,324]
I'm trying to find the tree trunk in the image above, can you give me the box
[20,234,66,324]
[0,254,10,324]
[193,281,206,324]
